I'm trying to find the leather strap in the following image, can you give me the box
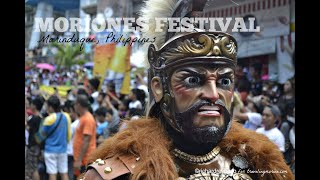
[83,155,138,180]
[118,155,137,173]
[80,168,104,180]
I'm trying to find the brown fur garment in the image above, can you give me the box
[88,118,293,179]
[88,118,178,179]
[219,123,294,179]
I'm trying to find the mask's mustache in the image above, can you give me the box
[174,99,232,143]
[176,99,226,116]
[175,99,228,132]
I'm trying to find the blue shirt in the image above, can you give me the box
[97,121,109,136]
[41,112,71,153]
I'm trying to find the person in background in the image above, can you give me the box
[280,106,295,167]
[53,87,58,95]
[41,69,51,86]
[128,88,142,110]
[235,65,251,105]
[88,78,100,112]
[261,94,271,107]
[119,108,144,131]
[135,73,149,102]
[117,100,128,119]
[256,105,285,152]
[234,101,262,131]
[267,81,281,104]
[66,89,77,102]
[105,89,125,116]
[77,88,94,115]
[25,95,45,180]
[96,91,107,109]
[101,95,120,139]
[26,96,33,116]
[249,63,263,97]
[64,101,80,180]
[94,107,113,146]
[94,107,108,136]
[128,88,146,111]
[73,95,96,177]
[277,78,295,122]
[106,82,118,104]
[36,95,71,180]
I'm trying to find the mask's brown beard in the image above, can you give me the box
[175,99,232,145]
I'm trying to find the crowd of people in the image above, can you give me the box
[25,62,92,89]
[25,61,295,179]
[25,64,148,179]
[233,64,295,175]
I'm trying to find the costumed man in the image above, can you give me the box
[81,0,294,179]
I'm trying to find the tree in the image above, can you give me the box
[50,42,84,70]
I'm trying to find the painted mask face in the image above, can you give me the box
[148,32,238,146]
[170,65,235,144]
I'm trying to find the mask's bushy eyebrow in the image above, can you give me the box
[217,67,233,75]
[175,68,207,77]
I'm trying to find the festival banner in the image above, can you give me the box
[39,85,73,98]
[98,25,133,95]
[104,44,131,95]
[120,43,132,95]
[93,43,116,90]
[109,46,128,73]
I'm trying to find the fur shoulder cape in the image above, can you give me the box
[88,118,293,179]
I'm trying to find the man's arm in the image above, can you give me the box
[105,91,122,108]
[233,112,249,122]
[77,134,91,163]
[136,73,147,86]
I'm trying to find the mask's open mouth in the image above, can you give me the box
[197,105,222,117]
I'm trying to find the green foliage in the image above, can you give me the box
[76,59,87,65]
[50,42,84,70]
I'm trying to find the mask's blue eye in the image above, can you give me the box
[184,76,201,86]
[218,78,232,86]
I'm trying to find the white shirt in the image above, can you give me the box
[67,119,79,155]
[129,100,142,109]
[91,91,99,99]
[243,112,262,130]
[91,91,99,112]
[256,127,285,152]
